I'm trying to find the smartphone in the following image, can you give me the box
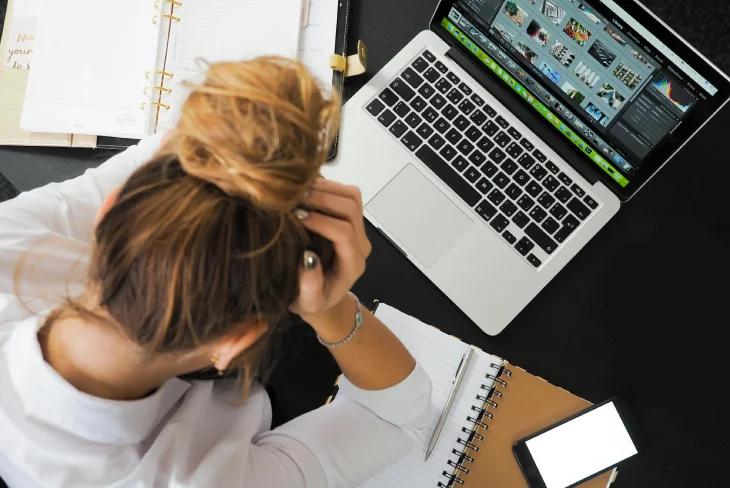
[513,397,641,488]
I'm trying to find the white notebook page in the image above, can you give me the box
[298,0,339,88]
[20,0,161,137]
[361,304,503,488]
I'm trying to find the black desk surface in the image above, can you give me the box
[2,1,729,486]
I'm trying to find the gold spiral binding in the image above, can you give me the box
[144,85,173,95]
[154,0,182,8]
[141,101,171,111]
[152,13,180,24]
[145,70,175,80]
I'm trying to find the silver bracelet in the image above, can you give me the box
[316,292,363,348]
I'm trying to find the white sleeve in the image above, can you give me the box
[0,133,166,297]
[247,362,432,488]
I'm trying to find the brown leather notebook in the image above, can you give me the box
[355,303,619,488]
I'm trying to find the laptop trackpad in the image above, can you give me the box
[366,164,474,269]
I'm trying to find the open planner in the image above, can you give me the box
[355,303,619,488]
[19,0,344,140]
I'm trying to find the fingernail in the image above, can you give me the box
[294,208,310,220]
[303,251,319,270]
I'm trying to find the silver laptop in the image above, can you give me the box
[322,0,730,335]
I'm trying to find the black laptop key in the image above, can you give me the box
[493,172,510,189]
[431,94,447,109]
[505,183,522,200]
[570,184,585,198]
[442,104,459,120]
[470,93,484,105]
[452,156,469,172]
[405,112,422,128]
[466,126,482,142]
[537,192,556,209]
[454,115,470,131]
[423,50,436,62]
[489,148,506,164]
[470,110,487,126]
[458,99,476,115]
[394,101,410,118]
[520,138,535,151]
[567,198,591,220]
[554,224,576,243]
[366,99,385,116]
[549,203,567,220]
[484,104,497,117]
[402,67,424,88]
[447,88,464,105]
[412,57,429,72]
[434,118,451,134]
[507,127,521,140]
[527,254,542,268]
[440,145,458,161]
[545,161,559,174]
[514,169,529,186]
[477,136,495,154]
[475,200,497,222]
[506,142,524,158]
[533,149,547,162]
[558,172,572,187]
[464,166,480,183]
[390,78,415,101]
[423,107,438,123]
[512,211,530,229]
[377,109,396,127]
[389,120,408,138]
[468,151,486,167]
[515,236,534,255]
[424,67,440,83]
[487,189,506,206]
[525,223,558,254]
[517,194,534,211]
[435,60,448,73]
[417,123,434,139]
[446,128,462,144]
[529,206,547,223]
[503,230,517,245]
[435,78,452,94]
[525,181,542,198]
[529,164,548,181]
[428,134,446,150]
[541,217,559,235]
[495,115,509,129]
[410,96,427,113]
[500,200,518,217]
[583,195,598,209]
[476,177,493,194]
[415,146,481,206]
[543,175,560,192]
[458,82,473,96]
[494,131,511,148]
[418,84,435,99]
[518,153,536,170]
[563,214,579,230]
[554,186,572,204]
[446,72,460,85]
[483,120,499,137]
[480,161,498,178]
[400,131,423,152]
[378,89,399,108]
[490,214,510,233]
[501,158,518,175]
[457,140,474,156]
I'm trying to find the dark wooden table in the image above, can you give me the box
[2,1,729,486]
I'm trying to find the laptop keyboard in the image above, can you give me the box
[363,49,601,269]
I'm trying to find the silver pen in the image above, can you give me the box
[425,347,474,461]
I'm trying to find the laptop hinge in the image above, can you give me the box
[445,47,601,186]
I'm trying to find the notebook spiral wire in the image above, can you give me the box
[437,363,512,487]
[141,0,181,113]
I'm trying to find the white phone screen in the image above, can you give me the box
[526,402,637,488]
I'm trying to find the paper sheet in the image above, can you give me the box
[298,0,340,88]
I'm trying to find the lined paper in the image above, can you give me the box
[298,0,339,88]
[361,304,503,488]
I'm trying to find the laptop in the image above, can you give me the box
[321,0,730,335]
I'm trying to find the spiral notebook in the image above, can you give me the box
[19,0,347,141]
[355,303,619,488]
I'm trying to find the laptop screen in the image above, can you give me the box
[432,0,730,198]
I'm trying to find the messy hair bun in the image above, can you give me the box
[172,57,340,212]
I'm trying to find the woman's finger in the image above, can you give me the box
[312,178,363,209]
[292,251,326,315]
[305,190,360,224]
[300,211,365,278]
[308,181,370,258]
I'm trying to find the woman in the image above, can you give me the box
[0,58,432,487]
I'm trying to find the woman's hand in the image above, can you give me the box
[290,178,372,322]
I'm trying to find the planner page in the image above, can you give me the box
[20,0,161,138]
[299,0,339,88]
[361,304,504,488]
